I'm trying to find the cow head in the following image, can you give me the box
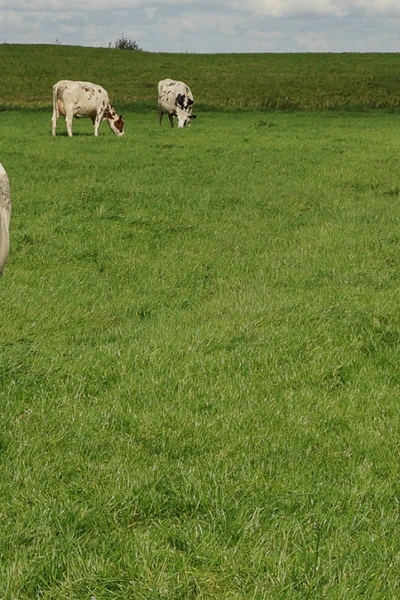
[175,94,197,128]
[105,105,125,136]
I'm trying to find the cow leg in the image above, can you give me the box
[51,111,58,136]
[65,110,73,137]
[168,114,174,128]
[90,116,97,136]
[158,109,163,126]
[94,112,103,137]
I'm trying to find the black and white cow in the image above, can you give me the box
[158,79,197,128]
[0,163,11,277]
[52,80,125,137]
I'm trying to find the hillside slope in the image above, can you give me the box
[1,44,400,110]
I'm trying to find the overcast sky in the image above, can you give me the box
[1,0,400,53]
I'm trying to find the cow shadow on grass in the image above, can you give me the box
[54,132,105,138]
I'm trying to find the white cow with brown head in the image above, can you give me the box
[52,80,125,137]
[158,79,197,128]
[0,163,11,277]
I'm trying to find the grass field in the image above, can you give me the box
[1,99,400,598]
[2,45,400,110]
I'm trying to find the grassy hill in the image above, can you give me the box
[1,44,400,110]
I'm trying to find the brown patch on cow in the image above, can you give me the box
[114,116,124,133]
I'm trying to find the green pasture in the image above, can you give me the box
[1,45,400,110]
[1,105,400,599]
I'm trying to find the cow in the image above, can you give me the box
[158,79,197,128]
[51,80,125,137]
[0,163,11,277]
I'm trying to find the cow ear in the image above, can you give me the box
[190,114,197,120]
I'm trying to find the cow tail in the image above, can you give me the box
[53,84,59,118]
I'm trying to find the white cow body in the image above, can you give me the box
[51,80,124,137]
[0,163,11,277]
[158,79,196,128]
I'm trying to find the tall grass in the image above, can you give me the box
[1,45,400,110]
[1,107,400,598]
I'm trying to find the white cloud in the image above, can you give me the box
[1,1,400,52]
[1,0,400,14]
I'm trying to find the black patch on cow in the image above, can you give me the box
[187,98,194,107]
[176,94,185,109]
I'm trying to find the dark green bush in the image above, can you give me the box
[108,35,143,51]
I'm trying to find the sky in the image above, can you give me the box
[1,0,400,53]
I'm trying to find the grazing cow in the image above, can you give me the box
[158,78,197,128]
[51,80,125,137]
[0,163,11,277]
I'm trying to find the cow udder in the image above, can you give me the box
[57,98,66,116]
